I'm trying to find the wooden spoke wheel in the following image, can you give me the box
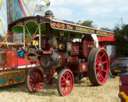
[88,48,110,86]
[27,67,44,92]
[57,69,74,96]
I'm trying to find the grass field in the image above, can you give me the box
[0,77,120,102]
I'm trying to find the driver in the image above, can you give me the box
[41,36,60,69]
[32,34,39,48]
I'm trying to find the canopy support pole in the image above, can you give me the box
[23,25,26,48]
[39,23,41,49]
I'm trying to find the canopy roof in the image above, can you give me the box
[8,16,114,37]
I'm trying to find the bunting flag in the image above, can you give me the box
[0,0,3,9]
[0,0,7,36]
[7,0,51,23]
[20,0,50,16]
[44,0,51,6]
[0,0,51,36]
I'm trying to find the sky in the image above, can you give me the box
[49,0,128,29]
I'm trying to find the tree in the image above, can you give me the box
[78,20,93,27]
[100,27,112,31]
[114,24,128,56]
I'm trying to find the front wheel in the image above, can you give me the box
[26,67,44,92]
[57,68,74,96]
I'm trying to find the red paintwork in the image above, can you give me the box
[27,68,44,92]
[120,75,128,86]
[120,85,128,96]
[82,40,93,57]
[6,50,18,68]
[18,58,29,66]
[59,69,74,96]
[95,49,110,84]
[71,43,80,55]
[98,35,115,42]
[119,74,128,102]
[68,56,79,64]
[18,0,26,16]
[5,50,30,69]
[120,75,128,96]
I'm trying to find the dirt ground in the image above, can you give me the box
[0,77,120,102]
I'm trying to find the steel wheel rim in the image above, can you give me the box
[95,49,109,84]
[59,70,74,96]
[28,69,44,92]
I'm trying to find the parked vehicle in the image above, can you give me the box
[111,57,128,76]
[119,73,128,102]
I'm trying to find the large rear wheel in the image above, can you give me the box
[57,68,74,96]
[88,48,110,85]
[26,67,44,92]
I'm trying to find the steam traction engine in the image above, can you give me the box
[0,14,114,96]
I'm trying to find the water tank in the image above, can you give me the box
[6,50,18,68]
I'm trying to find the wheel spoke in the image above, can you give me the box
[61,87,65,94]
[30,74,35,82]
[61,80,66,86]
[67,74,72,80]
[35,82,43,91]
[102,60,108,64]
[61,76,66,81]
[98,56,102,61]
[96,59,100,65]
[98,72,104,81]
[100,53,106,59]
[66,86,71,94]
[102,67,109,74]
[96,64,100,71]
[65,72,71,79]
